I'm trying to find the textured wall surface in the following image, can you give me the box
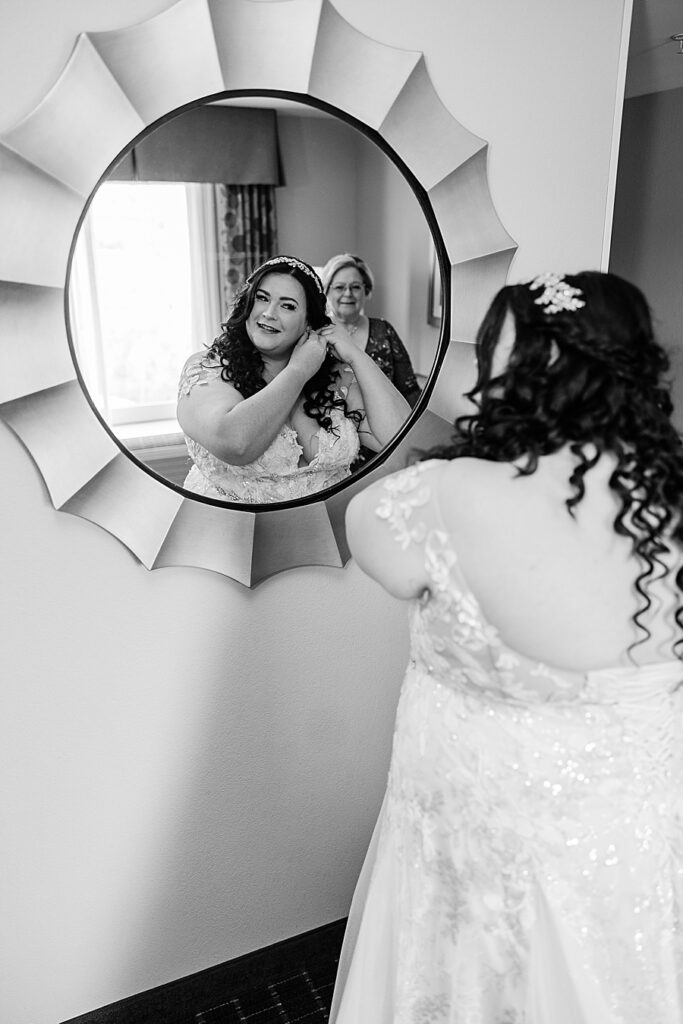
[611,86,683,426]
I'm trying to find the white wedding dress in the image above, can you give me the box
[178,356,360,502]
[330,460,683,1024]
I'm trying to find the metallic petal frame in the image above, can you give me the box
[0,0,516,586]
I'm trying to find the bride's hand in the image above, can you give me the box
[287,327,328,379]
[318,323,358,366]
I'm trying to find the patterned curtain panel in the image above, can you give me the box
[215,184,278,320]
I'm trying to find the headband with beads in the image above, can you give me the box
[528,272,585,314]
[253,255,325,295]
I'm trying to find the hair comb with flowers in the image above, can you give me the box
[256,255,324,294]
[528,272,585,314]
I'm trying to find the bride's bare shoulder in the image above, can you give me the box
[438,456,519,490]
[434,458,529,531]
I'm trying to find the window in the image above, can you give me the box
[69,181,220,431]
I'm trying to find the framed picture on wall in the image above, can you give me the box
[428,243,442,326]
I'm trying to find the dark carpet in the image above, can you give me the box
[194,925,341,1023]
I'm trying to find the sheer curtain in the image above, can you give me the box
[214,184,278,320]
[109,105,283,325]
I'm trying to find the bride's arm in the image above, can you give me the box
[177,335,326,465]
[323,325,411,451]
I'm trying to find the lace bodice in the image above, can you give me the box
[376,459,682,706]
[178,356,360,503]
[331,458,683,1024]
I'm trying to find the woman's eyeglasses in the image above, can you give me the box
[331,284,364,294]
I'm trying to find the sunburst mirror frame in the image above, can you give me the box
[0,0,516,587]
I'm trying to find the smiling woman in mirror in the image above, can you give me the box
[321,253,422,408]
[177,255,411,503]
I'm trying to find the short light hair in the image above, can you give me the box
[320,253,374,296]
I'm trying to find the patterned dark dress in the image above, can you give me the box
[353,318,422,470]
[366,318,421,408]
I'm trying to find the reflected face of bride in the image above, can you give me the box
[246,273,308,356]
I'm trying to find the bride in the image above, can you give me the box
[332,271,683,1023]
[177,254,410,503]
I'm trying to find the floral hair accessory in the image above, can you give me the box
[528,272,585,315]
[255,255,324,294]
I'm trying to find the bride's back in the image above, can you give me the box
[436,450,682,672]
[349,271,683,676]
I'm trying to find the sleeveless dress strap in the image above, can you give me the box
[178,355,223,398]
[375,460,471,598]
[375,460,440,550]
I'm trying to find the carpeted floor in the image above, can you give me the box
[193,922,342,1024]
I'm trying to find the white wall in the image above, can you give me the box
[356,136,436,376]
[276,114,361,265]
[610,87,683,426]
[0,1,630,1021]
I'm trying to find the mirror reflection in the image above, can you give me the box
[68,96,439,502]
[177,255,411,502]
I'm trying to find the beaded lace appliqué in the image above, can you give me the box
[375,461,575,700]
[376,463,431,550]
[178,354,223,397]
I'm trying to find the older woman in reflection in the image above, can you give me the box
[320,253,422,408]
[177,255,410,503]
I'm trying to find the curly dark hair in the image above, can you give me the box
[423,270,683,655]
[205,256,362,434]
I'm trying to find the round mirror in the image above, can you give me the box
[67,91,444,508]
